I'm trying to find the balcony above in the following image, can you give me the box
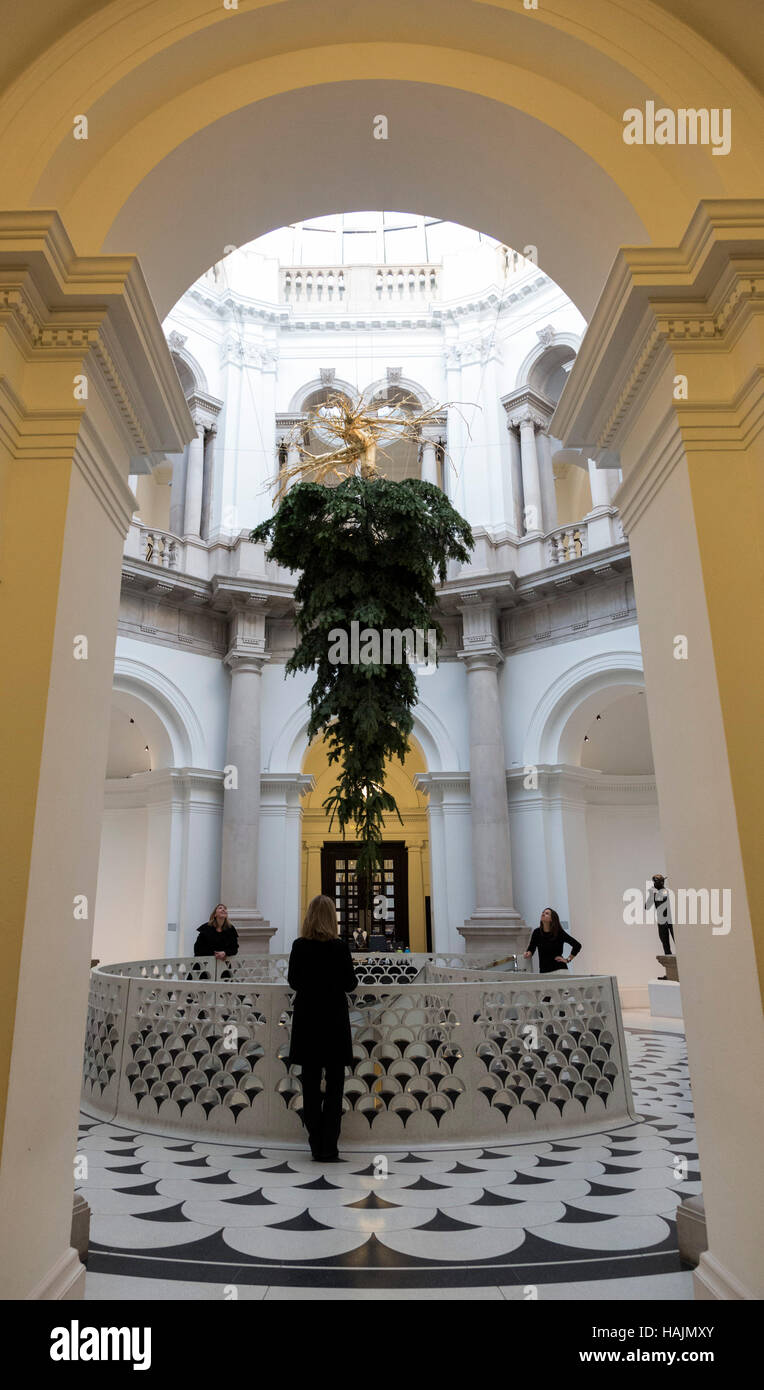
[122,509,629,623]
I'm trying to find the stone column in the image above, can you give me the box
[551,200,764,1302]
[519,415,542,533]
[200,421,217,539]
[536,429,558,531]
[407,841,427,951]
[221,648,275,952]
[0,212,193,1300]
[587,456,615,509]
[420,432,439,486]
[586,458,623,550]
[169,442,188,535]
[458,599,526,955]
[183,415,205,537]
[286,441,302,488]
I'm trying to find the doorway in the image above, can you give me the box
[321,841,409,947]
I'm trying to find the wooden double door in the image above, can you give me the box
[321,841,409,947]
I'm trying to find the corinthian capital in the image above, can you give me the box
[507,404,546,432]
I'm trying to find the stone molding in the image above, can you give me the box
[502,384,555,431]
[224,648,269,675]
[188,272,549,334]
[25,1246,85,1301]
[551,200,764,466]
[260,773,315,805]
[414,772,470,804]
[507,764,657,806]
[104,766,224,810]
[694,1249,755,1301]
[0,212,193,469]
[187,389,223,431]
[119,541,635,660]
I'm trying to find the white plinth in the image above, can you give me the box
[648,978,682,1018]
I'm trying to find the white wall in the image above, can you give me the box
[93,804,172,963]
[584,802,665,1001]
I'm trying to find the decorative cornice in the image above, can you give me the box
[502,384,554,431]
[552,199,764,454]
[0,213,193,467]
[187,273,550,334]
[414,772,470,803]
[507,764,657,805]
[187,390,223,424]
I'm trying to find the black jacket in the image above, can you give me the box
[193,922,239,958]
[287,937,357,1067]
[526,926,582,974]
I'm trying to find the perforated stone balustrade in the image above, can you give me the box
[82,955,636,1147]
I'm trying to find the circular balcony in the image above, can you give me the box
[82,955,637,1148]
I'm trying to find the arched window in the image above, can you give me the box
[364,385,423,482]
[527,345,577,407]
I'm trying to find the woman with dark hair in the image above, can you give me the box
[524,908,582,973]
[288,895,357,1162]
[193,903,239,961]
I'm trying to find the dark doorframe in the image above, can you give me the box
[321,841,410,946]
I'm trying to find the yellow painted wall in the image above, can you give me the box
[300,735,431,951]
[0,444,73,1149]
[554,463,592,527]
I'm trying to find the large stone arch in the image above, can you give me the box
[2,5,760,319]
[523,651,646,767]
[112,658,207,768]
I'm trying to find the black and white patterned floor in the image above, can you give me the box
[80,1022,698,1300]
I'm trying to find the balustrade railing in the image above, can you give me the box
[82,955,635,1147]
[140,526,181,570]
[375,265,439,301]
[123,524,183,570]
[280,263,440,308]
[547,523,587,565]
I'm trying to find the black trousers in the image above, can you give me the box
[658,922,675,954]
[300,1061,346,1156]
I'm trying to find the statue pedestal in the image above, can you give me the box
[459,912,528,960]
[657,952,679,981]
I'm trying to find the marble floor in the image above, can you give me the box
[80,1017,698,1301]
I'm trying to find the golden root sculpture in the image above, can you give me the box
[273,391,465,501]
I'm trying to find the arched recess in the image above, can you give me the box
[524,652,646,767]
[287,376,359,413]
[517,335,582,400]
[170,346,208,398]
[362,374,436,411]
[300,731,432,950]
[112,658,207,768]
[265,694,460,776]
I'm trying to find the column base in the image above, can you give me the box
[676,1196,707,1269]
[693,1249,755,1301]
[231,910,276,954]
[459,910,528,959]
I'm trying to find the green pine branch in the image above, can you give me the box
[251,477,473,879]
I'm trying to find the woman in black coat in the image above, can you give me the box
[287,895,357,1162]
[193,904,239,963]
[523,907,582,973]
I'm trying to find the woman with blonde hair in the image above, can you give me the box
[287,895,357,1161]
[193,903,239,961]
